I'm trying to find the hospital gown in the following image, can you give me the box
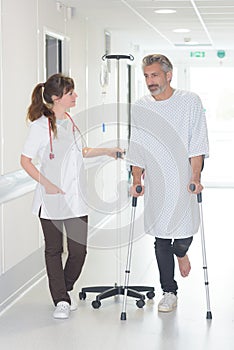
[127,89,209,239]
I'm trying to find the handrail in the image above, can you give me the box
[0,170,36,204]
[0,171,233,206]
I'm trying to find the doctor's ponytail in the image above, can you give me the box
[27,74,74,137]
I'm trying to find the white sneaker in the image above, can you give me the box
[68,291,78,311]
[158,292,177,312]
[53,301,70,319]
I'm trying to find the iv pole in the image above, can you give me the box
[103,54,134,287]
[79,54,155,310]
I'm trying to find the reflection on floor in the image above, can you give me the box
[0,188,233,350]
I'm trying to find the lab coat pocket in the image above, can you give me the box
[42,193,64,219]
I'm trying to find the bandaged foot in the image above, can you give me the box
[177,254,191,277]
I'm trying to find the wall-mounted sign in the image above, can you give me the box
[190,51,205,58]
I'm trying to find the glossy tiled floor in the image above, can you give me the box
[0,188,233,350]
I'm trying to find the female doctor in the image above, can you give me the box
[21,73,122,319]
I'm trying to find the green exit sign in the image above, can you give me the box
[190,51,205,58]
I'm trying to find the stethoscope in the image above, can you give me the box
[48,112,86,159]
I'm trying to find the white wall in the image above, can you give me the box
[0,0,89,312]
[0,0,134,312]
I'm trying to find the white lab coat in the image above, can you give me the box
[22,115,88,219]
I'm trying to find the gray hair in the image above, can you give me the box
[142,54,173,73]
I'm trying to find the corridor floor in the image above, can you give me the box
[0,188,233,350]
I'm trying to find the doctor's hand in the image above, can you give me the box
[44,182,65,195]
[82,147,125,159]
[130,184,145,197]
[107,147,125,159]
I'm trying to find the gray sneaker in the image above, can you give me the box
[158,292,177,312]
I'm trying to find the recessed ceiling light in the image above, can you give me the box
[186,41,199,45]
[173,28,191,33]
[154,9,176,14]
[175,41,199,47]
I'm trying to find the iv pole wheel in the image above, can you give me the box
[146,291,155,299]
[92,300,101,309]
[79,291,86,300]
[136,299,145,308]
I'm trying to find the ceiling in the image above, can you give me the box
[60,0,234,51]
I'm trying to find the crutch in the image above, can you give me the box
[120,185,144,321]
[190,184,212,319]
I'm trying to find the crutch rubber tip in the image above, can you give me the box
[120,312,127,321]
[206,311,212,320]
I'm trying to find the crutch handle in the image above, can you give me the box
[136,185,142,193]
[189,183,202,203]
[132,185,142,207]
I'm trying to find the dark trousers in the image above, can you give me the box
[39,215,88,306]
[154,236,193,294]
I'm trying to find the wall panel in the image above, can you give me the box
[3,193,40,272]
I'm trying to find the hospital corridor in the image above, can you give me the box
[0,1,234,350]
